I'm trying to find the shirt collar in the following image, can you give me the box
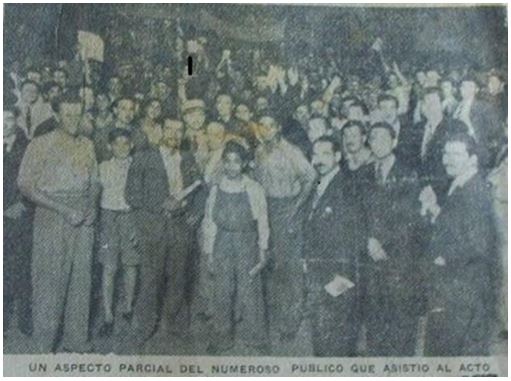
[448,166,478,196]
[159,145,180,157]
[318,165,340,191]
[426,115,443,131]
[347,148,371,170]
[112,156,132,166]
[4,134,16,152]
[377,153,396,180]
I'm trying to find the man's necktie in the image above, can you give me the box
[376,162,385,185]
[421,124,433,159]
[25,106,32,137]
[312,187,321,210]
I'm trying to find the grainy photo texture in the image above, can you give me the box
[3,3,508,376]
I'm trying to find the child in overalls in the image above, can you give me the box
[203,141,269,354]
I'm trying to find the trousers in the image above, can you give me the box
[31,206,94,352]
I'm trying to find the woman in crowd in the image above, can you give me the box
[202,141,269,354]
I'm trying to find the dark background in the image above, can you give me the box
[4,4,508,71]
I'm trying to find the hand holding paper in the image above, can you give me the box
[324,274,355,297]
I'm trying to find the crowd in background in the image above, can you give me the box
[3,22,508,357]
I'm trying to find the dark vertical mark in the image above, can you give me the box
[55,4,63,58]
[188,56,193,75]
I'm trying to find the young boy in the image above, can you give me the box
[98,128,139,337]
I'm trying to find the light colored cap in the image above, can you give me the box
[182,99,205,113]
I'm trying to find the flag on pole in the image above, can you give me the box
[77,30,104,62]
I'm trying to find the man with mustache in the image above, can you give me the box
[126,118,204,343]
[341,121,372,172]
[303,136,367,356]
[422,132,499,356]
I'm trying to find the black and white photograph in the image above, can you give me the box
[2,3,508,376]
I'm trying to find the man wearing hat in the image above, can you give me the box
[182,99,209,170]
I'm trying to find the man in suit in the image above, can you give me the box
[421,132,499,356]
[364,122,423,356]
[453,76,501,170]
[375,94,417,167]
[126,119,204,343]
[340,120,373,173]
[4,106,33,336]
[15,80,55,140]
[303,137,367,357]
[411,87,453,202]
[283,104,312,158]
[375,94,410,145]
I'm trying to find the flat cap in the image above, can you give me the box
[182,99,206,113]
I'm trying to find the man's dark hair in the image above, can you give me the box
[461,74,482,88]
[314,135,342,153]
[52,93,82,113]
[341,96,359,105]
[342,121,367,136]
[422,86,442,100]
[141,98,161,113]
[348,100,369,115]
[20,79,40,92]
[222,140,249,164]
[444,121,478,157]
[42,81,62,95]
[53,68,68,78]
[377,94,398,107]
[108,128,132,144]
[370,122,397,140]
[112,97,134,110]
[25,66,39,76]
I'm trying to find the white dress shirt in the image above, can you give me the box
[447,166,478,196]
[312,166,339,209]
[159,146,184,197]
[99,157,132,210]
[375,154,396,183]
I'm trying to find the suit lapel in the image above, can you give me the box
[385,159,401,184]
[154,148,170,194]
[311,172,341,218]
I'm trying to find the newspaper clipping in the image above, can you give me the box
[3,3,508,376]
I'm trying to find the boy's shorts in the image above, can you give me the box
[98,209,140,270]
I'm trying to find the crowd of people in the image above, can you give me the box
[3,24,508,357]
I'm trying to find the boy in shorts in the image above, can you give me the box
[98,128,139,337]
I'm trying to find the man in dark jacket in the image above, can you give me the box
[422,132,499,356]
[454,77,502,170]
[4,107,33,336]
[408,87,454,204]
[364,122,423,356]
[126,119,205,343]
[303,137,367,357]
